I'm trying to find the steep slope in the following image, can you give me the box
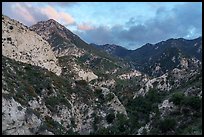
[128,37,202,77]
[30,19,132,82]
[90,43,132,58]
[29,19,86,57]
[30,19,122,60]
[2,55,128,135]
[92,37,202,77]
[2,15,202,135]
[111,64,202,135]
[2,15,62,75]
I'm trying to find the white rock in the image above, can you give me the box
[2,15,61,76]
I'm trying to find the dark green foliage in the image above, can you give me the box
[106,113,115,124]
[70,118,77,128]
[95,113,130,135]
[94,88,102,96]
[45,96,71,113]
[170,92,202,110]
[182,96,201,110]
[159,118,176,133]
[2,55,73,107]
[98,93,105,103]
[44,115,67,134]
[17,106,23,111]
[170,92,185,106]
[105,93,115,102]
[92,113,101,131]
[75,80,88,86]
[77,54,92,63]
[65,128,79,135]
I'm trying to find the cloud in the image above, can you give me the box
[2,2,75,26]
[2,2,49,26]
[13,3,36,24]
[2,2,201,50]
[77,2,202,49]
[123,2,202,44]
[41,6,75,25]
[75,26,116,45]
[77,23,94,30]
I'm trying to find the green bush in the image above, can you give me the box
[170,92,185,106]
[159,118,176,133]
[105,93,115,102]
[182,96,201,110]
[106,113,115,124]
[170,92,201,110]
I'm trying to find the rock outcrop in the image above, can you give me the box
[2,15,61,75]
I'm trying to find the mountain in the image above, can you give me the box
[2,15,202,135]
[92,37,202,77]
[2,15,61,75]
[2,55,128,135]
[128,37,202,77]
[29,19,123,60]
[90,43,132,58]
[30,19,132,82]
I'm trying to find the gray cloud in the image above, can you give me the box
[77,2,202,50]
[75,26,116,45]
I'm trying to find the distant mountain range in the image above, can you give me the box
[91,37,202,77]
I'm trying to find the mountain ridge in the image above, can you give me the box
[2,15,202,135]
[92,36,202,77]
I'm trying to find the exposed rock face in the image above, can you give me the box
[2,15,61,75]
[133,73,171,98]
[118,70,142,80]
[2,15,202,135]
[29,19,86,57]
[2,98,42,135]
[180,58,188,69]
[158,99,175,118]
[95,79,116,88]
[101,87,127,116]
[77,70,98,82]
[60,57,98,82]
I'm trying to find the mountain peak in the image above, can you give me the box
[29,18,73,43]
[47,18,56,22]
[33,18,65,31]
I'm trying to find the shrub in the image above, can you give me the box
[17,106,23,111]
[159,118,176,133]
[182,96,201,110]
[9,26,13,30]
[75,80,88,86]
[95,88,102,96]
[106,113,115,124]
[170,92,185,106]
[7,37,12,41]
[105,93,115,102]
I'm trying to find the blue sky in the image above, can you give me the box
[2,2,202,49]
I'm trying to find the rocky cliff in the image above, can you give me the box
[2,15,61,75]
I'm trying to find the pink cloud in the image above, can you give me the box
[3,2,76,26]
[12,3,36,24]
[41,6,75,25]
[77,23,94,31]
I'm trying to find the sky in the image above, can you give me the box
[2,2,202,50]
